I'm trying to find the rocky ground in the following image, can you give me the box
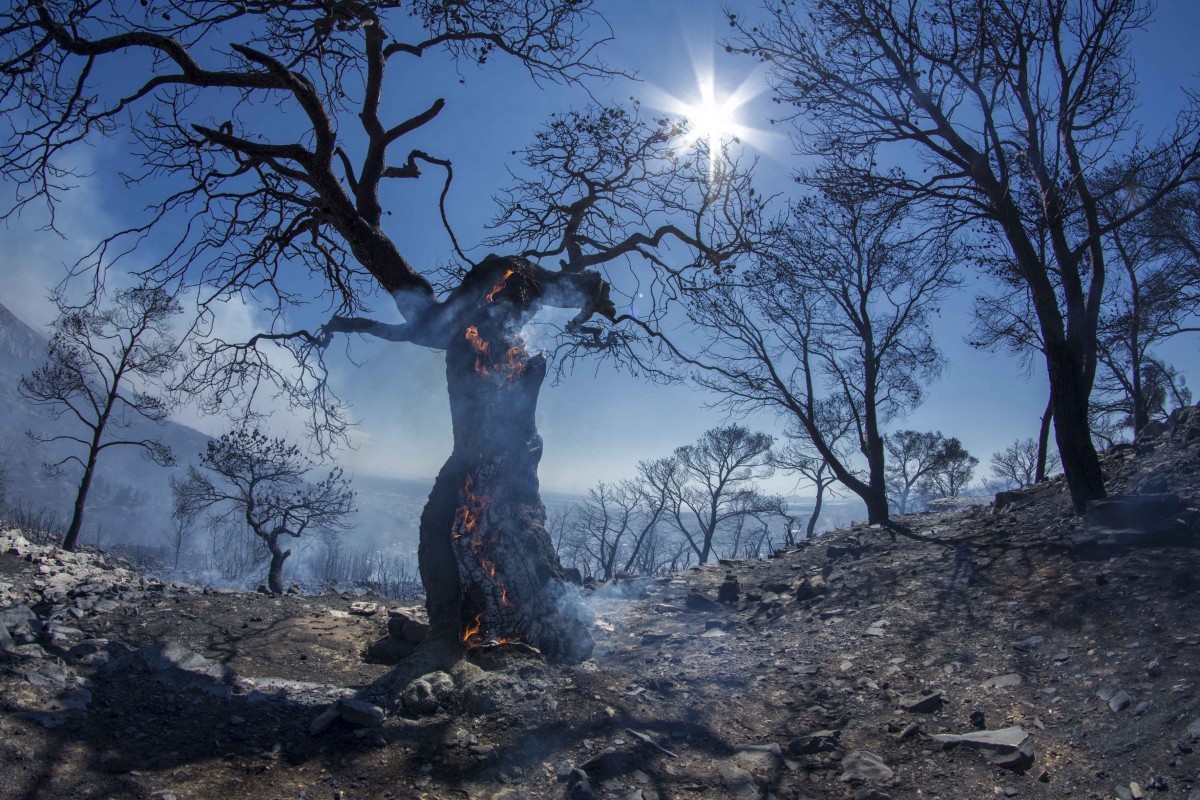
[3,405,1200,800]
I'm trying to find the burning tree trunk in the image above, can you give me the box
[417,257,601,665]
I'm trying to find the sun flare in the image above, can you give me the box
[680,92,742,149]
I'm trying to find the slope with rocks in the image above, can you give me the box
[1,404,1199,800]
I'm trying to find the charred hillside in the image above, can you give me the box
[1,404,1199,800]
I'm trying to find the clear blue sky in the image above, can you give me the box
[1,0,1197,497]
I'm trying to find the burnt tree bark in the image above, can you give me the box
[415,256,604,665]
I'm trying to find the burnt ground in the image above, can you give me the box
[2,406,1200,800]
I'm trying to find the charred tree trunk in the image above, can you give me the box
[266,539,291,595]
[417,257,596,666]
[1045,342,1106,512]
[1036,396,1054,483]
[63,438,102,552]
[806,482,824,540]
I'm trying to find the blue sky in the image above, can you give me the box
[1,0,1197,497]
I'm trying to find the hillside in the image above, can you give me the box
[1,403,1199,800]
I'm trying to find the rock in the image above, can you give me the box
[348,601,380,616]
[718,762,758,800]
[1138,475,1169,495]
[1136,420,1168,441]
[566,768,594,800]
[840,751,893,783]
[1183,717,1200,742]
[897,722,920,740]
[929,727,1034,772]
[788,729,840,755]
[733,743,783,772]
[105,642,237,696]
[402,671,455,715]
[982,673,1023,689]
[1012,635,1045,650]
[387,608,431,643]
[853,790,893,800]
[900,691,944,713]
[1085,493,1183,528]
[717,574,740,603]
[0,622,12,653]
[685,592,722,612]
[1051,650,1070,662]
[309,705,340,735]
[365,635,416,664]
[337,698,384,727]
[1097,686,1133,712]
[0,604,35,630]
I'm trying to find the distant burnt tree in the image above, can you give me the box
[660,426,783,566]
[20,286,181,551]
[991,438,1061,490]
[686,173,961,524]
[731,0,1200,511]
[172,428,355,595]
[0,3,761,668]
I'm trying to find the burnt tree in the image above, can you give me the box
[172,428,355,595]
[732,0,1200,511]
[19,286,181,551]
[0,5,759,666]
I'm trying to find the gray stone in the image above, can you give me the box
[900,691,944,713]
[1012,635,1045,650]
[0,604,35,630]
[930,727,1034,771]
[788,729,840,755]
[0,622,12,653]
[348,601,379,616]
[309,705,340,735]
[104,641,237,695]
[840,751,893,783]
[1086,493,1183,528]
[1105,689,1132,712]
[930,726,1029,750]
[1183,717,1200,742]
[365,634,416,664]
[567,768,594,800]
[686,592,723,612]
[402,671,455,715]
[337,698,384,727]
[982,673,1023,689]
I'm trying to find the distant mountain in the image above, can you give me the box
[0,299,210,547]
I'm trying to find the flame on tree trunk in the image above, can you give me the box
[416,256,597,666]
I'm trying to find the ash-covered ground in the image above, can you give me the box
[2,404,1200,800]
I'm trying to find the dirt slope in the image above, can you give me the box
[2,404,1199,800]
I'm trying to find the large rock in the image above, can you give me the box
[930,727,1034,772]
[1085,494,1183,529]
[841,751,893,783]
[387,607,431,643]
[103,642,238,696]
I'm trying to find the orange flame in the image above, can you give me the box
[454,472,518,643]
[485,269,515,303]
[465,326,490,375]
[462,614,483,645]
[503,335,527,381]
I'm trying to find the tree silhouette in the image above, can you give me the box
[172,428,355,594]
[0,3,761,665]
[731,0,1200,510]
[20,286,181,551]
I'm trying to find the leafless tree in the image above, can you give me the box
[884,430,946,515]
[19,286,181,551]
[0,3,762,664]
[991,438,1062,489]
[167,516,192,571]
[1091,176,1199,436]
[969,283,1058,482]
[686,176,961,523]
[921,439,979,500]
[172,428,355,594]
[731,0,1200,511]
[771,398,854,541]
[659,426,781,566]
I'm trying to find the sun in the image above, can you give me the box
[680,91,742,149]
